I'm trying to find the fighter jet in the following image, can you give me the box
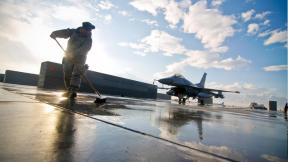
[155,73,239,105]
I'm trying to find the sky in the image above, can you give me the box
[0,0,287,109]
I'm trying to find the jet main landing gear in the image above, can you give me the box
[178,98,187,105]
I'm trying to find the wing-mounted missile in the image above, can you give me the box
[215,91,224,98]
[198,92,213,98]
[167,89,175,95]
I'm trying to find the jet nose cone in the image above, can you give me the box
[158,78,166,84]
[158,79,163,84]
[158,78,172,85]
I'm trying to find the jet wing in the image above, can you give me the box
[157,87,171,90]
[188,86,240,94]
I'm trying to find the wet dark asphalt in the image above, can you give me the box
[0,83,287,162]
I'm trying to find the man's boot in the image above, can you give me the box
[68,86,78,99]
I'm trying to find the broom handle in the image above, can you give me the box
[54,38,66,52]
[81,74,102,97]
[53,38,102,97]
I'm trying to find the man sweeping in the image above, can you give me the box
[50,22,95,99]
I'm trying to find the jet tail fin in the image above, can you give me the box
[196,73,207,88]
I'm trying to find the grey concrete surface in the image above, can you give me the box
[0,84,228,162]
[0,83,287,162]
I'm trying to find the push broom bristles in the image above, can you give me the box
[94,97,106,104]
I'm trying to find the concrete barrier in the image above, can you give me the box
[198,97,213,105]
[38,61,65,90]
[3,70,39,86]
[0,74,4,82]
[269,100,277,111]
[157,93,171,100]
[38,61,157,99]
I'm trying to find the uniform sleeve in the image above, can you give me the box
[50,29,75,39]
[75,38,92,55]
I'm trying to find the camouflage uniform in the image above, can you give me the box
[50,23,94,93]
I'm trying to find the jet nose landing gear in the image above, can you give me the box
[178,97,187,105]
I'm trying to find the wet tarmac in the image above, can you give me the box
[0,83,287,162]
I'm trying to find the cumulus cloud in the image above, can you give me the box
[154,51,251,78]
[263,65,288,72]
[104,14,112,22]
[263,19,270,26]
[209,46,229,53]
[119,30,187,56]
[164,0,183,25]
[118,10,129,16]
[187,52,251,70]
[154,60,187,78]
[183,0,236,51]
[130,0,189,27]
[211,55,251,70]
[130,0,235,51]
[178,0,192,9]
[97,0,115,10]
[241,9,255,22]
[255,11,271,20]
[141,19,159,27]
[211,0,225,7]
[264,30,287,46]
[120,30,250,77]
[247,23,259,35]
[129,0,168,16]
[118,42,146,50]
[258,30,273,38]
[185,53,251,71]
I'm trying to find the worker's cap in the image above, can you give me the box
[82,22,95,30]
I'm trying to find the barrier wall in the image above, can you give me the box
[0,74,4,82]
[38,61,157,99]
[198,97,213,105]
[157,93,171,100]
[3,70,39,86]
[269,100,277,111]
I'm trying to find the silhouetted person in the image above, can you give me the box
[50,22,95,99]
[285,103,288,114]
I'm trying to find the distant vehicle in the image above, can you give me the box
[155,73,240,105]
[249,102,267,110]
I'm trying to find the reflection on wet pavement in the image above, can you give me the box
[1,83,287,162]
